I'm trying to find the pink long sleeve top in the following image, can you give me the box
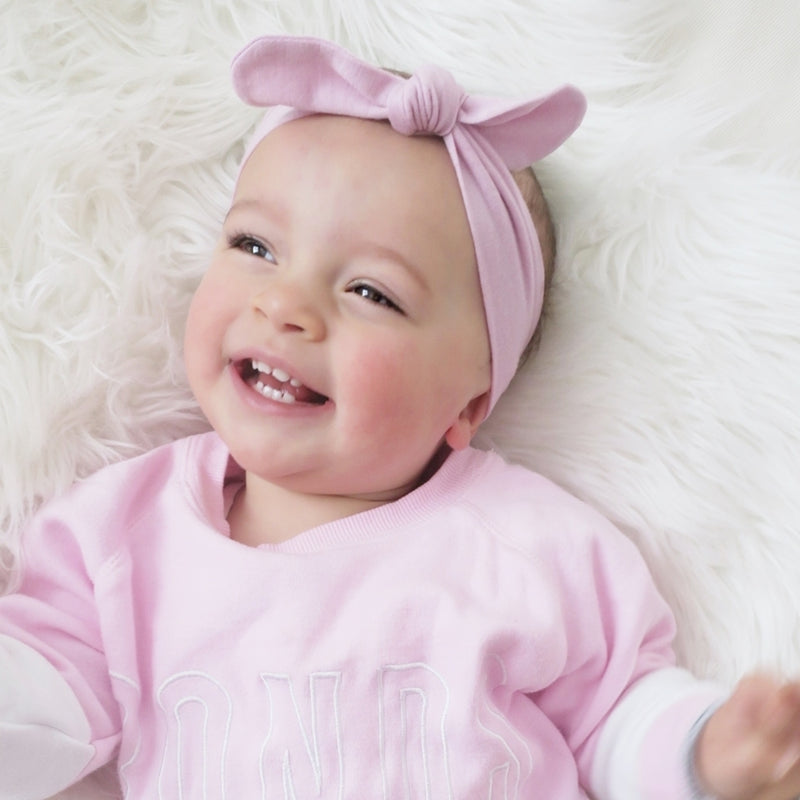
[0,432,721,799]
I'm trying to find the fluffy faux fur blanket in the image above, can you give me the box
[1,2,798,797]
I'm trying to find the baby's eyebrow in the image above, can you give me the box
[224,198,251,221]
[224,197,286,224]
[360,242,430,294]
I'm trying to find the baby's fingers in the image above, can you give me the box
[750,681,800,799]
[697,676,800,800]
[759,683,800,767]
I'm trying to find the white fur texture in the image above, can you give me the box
[1,2,798,797]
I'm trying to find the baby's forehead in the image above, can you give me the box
[251,114,452,174]
[240,114,472,241]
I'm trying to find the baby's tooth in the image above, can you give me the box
[289,378,302,387]
[281,391,296,404]
[272,367,290,382]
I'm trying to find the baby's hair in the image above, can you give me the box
[513,166,555,367]
[383,68,556,369]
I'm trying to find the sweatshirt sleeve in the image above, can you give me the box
[522,504,725,800]
[0,635,95,800]
[0,495,123,796]
[590,666,724,799]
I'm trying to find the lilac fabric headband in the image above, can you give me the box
[231,35,586,413]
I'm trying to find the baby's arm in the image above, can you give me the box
[695,674,800,800]
[0,482,123,798]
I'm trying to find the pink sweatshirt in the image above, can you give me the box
[0,432,720,799]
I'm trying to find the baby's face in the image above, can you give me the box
[184,114,490,501]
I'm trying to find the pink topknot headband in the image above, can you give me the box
[231,35,586,413]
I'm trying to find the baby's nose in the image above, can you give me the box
[251,281,326,341]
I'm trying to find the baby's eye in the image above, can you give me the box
[347,282,402,313]
[228,233,276,263]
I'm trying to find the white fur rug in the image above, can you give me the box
[1,2,799,797]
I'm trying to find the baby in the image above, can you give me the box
[2,34,800,800]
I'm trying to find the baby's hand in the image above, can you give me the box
[696,674,800,800]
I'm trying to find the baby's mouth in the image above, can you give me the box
[236,358,328,406]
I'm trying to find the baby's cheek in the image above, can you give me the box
[340,339,408,402]
[343,339,447,431]
[184,297,215,363]
[346,348,400,402]
[184,279,236,377]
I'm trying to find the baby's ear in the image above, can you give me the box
[444,392,490,451]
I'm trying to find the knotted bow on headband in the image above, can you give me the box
[231,35,586,414]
